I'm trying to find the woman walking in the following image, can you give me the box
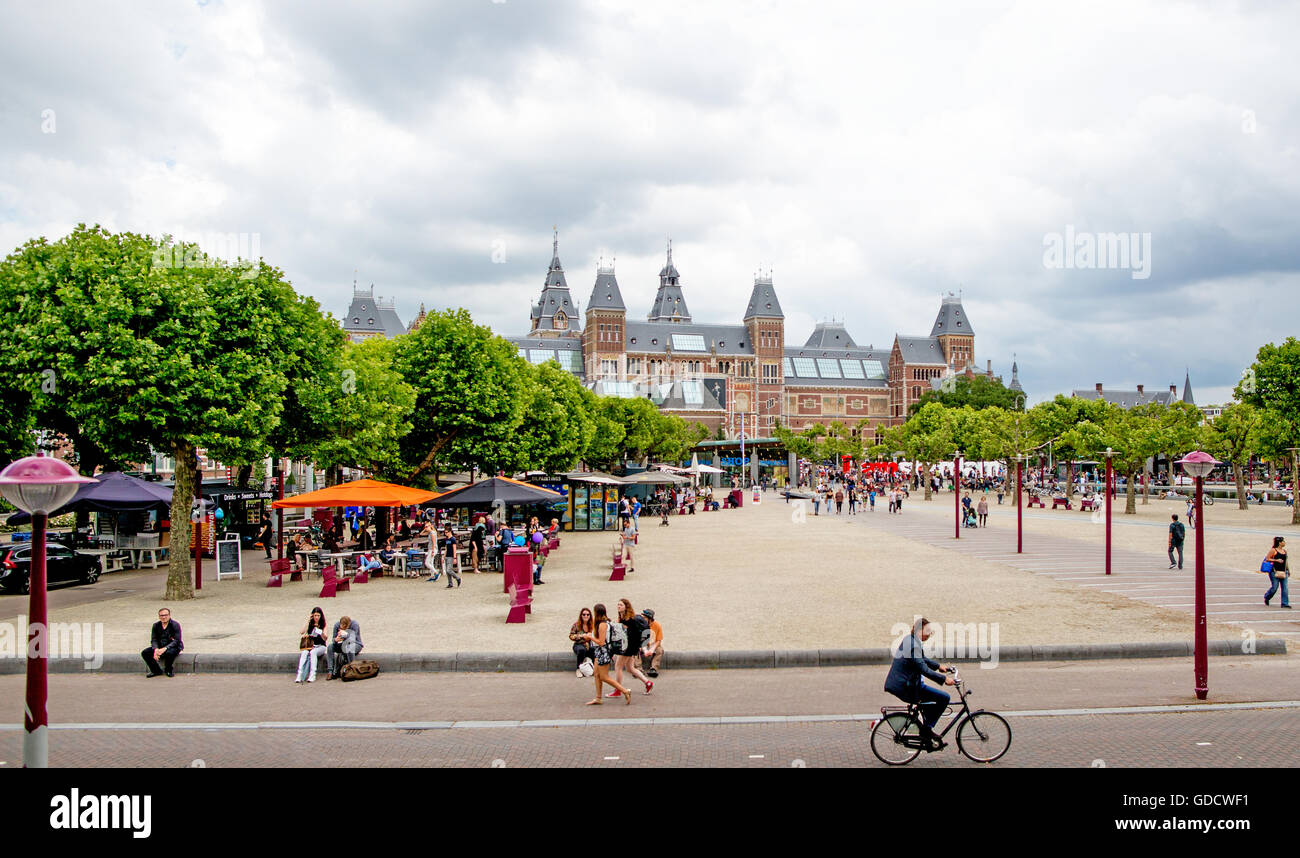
[977,495,989,527]
[609,599,654,696]
[1264,537,1290,608]
[295,607,328,683]
[580,603,632,705]
[570,607,595,676]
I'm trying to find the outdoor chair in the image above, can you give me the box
[319,565,350,598]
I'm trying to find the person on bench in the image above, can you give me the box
[326,616,363,680]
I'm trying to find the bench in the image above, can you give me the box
[1027,495,1045,508]
[1051,497,1072,510]
[1080,498,1098,512]
[266,557,302,588]
[319,566,350,598]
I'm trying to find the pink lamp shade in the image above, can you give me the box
[1176,450,1221,480]
[0,456,96,515]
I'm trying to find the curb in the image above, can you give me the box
[0,639,1285,674]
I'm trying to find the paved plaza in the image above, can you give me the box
[3,489,1288,656]
[1,657,1296,767]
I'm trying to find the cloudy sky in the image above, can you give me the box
[3,0,1298,405]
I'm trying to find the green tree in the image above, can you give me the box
[1202,403,1261,510]
[511,361,596,474]
[1096,404,1163,514]
[898,402,954,501]
[394,309,528,482]
[910,373,1022,415]
[1238,338,1300,524]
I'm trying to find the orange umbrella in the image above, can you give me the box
[271,478,439,509]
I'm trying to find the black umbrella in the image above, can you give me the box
[6,471,173,524]
[424,476,565,508]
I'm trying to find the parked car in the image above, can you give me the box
[0,541,101,595]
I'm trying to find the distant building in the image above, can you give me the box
[341,283,406,343]
[1071,372,1195,409]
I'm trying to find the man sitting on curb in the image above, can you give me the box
[326,616,363,679]
[142,608,183,678]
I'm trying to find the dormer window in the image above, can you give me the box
[368,318,375,326]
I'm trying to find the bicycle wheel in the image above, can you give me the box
[956,711,1011,763]
[870,713,923,765]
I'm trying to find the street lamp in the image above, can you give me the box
[0,456,94,768]
[1014,454,1026,554]
[1176,449,1221,702]
[953,449,963,540]
[1102,448,1117,576]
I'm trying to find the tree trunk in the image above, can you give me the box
[1066,462,1074,497]
[1235,461,1248,510]
[165,440,196,600]
[1293,450,1300,526]
[236,463,253,488]
[1125,469,1137,515]
[1142,469,1150,505]
[408,433,457,482]
[922,462,932,501]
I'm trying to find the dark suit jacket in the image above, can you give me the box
[883,633,944,701]
[151,620,184,654]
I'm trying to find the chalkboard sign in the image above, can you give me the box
[216,536,242,580]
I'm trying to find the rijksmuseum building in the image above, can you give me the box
[343,236,1022,444]
[504,236,1020,442]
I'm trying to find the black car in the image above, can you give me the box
[0,541,101,595]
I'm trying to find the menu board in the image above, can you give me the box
[216,536,242,580]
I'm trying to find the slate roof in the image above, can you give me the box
[743,275,784,319]
[530,236,581,332]
[507,336,585,379]
[624,322,753,355]
[1182,371,1195,405]
[803,322,858,349]
[895,336,947,365]
[783,344,891,388]
[1008,358,1023,393]
[1071,388,1177,409]
[342,287,406,338]
[588,266,625,312]
[647,240,691,322]
[931,293,974,337]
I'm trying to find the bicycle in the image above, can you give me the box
[869,669,1012,765]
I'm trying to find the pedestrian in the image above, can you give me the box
[848,484,857,515]
[141,607,183,678]
[1168,514,1186,570]
[257,513,274,561]
[869,487,876,512]
[470,515,486,571]
[620,518,636,573]
[609,599,653,696]
[813,491,821,516]
[435,525,462,588]
[569,607,595,676]
[835,486,844,514]
[1263,537,1290,608]
[887,489,896,514]
[640,608,663,678]
[295,606,328,683]
[1186,497,1196,530]
[977,495,989,527]
[631,496,642,530]
[895,488,904,513]
[581,603,632,706]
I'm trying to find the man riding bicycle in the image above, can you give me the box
[884,617,956,748]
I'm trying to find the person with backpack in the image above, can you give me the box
[580,603,632,706]
[639,608,663,678]
[607,598,653,696]
[1263,537,1290,608]
[1168,514,1186,570]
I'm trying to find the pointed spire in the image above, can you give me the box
[1009,352,1023,392]
[666,237,673,268]
[1182,368,1194,405]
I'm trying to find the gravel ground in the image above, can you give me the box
[23,490,1252,654]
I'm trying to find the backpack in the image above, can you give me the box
[1172,522,1185,542]
[605,620,627,655]
[341,659,380,682]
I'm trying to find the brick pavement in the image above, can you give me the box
[858,504,1300,639]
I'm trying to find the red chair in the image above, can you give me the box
[266,557,301,588]
[319,566,350,598]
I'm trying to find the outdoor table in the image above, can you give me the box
[76,548,125,574]
[327,552,354,578]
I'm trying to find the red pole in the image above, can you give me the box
[25,511,49,767]
[1016,459,1023,554]
[954,454,962,540]
[1105,456,1113,576]
[1193,475,1208,699]
[194,519,203,591]
[276,472,285,560]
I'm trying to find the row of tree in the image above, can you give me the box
[0,226,708,598]
[774,342,1300,525]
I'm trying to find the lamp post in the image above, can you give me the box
[1103,448,1117,576]
[1014,454,1025,554]
[1177,450,1221,701]
[0,456,94,768]
[953,450,962,540]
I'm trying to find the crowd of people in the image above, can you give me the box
[568,599,663,704]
